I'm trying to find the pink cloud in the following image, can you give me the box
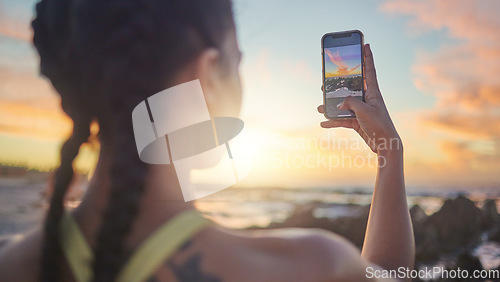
[325,49,360,77]
[382,0,500,182]
[381,0,500,43]
[382,0,500,138]
[439,140,500,179]
[0,66,69,139]
[0,99,71,140]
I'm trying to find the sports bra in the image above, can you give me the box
[60,209,212,282]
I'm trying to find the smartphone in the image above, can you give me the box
[321,30,365,119]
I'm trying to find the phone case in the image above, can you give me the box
[321,30,365,120]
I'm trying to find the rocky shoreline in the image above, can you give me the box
[248,195,500,280]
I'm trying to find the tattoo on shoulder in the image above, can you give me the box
[169,253,221,282]
[145,240,221,282]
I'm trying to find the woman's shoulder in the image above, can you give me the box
[0,226,43,282]
[213,226,366,281]
[248,227,387,281]
[242,226,358,256]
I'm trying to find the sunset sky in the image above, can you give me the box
[324,45,362,77]
[0,0,499,192]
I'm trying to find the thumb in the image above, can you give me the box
[338,96,369,115]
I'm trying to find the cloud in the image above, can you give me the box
[381,0,500,185]
[382,0,500,136]
[380,0,500,43]
[0,99,71,140]
[424,110,500,139]
[0,67,60,106]
[439,140,500,181]
[0,63,69,140]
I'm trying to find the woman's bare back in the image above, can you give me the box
[0,222,378,282]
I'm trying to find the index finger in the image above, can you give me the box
[364,44,379,91]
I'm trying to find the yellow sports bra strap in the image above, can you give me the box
[117,209,212,282]
[60,211,93,282]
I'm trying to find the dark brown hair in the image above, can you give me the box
[31,0,234,281]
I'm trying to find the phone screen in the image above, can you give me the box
[322,31,364,119]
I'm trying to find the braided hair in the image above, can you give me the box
[31,0,235,281]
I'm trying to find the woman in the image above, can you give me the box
[0,0,414,281]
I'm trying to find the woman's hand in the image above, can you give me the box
[318,44,401,155]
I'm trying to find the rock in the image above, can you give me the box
[411,270,425,282]
[496,265,500,282]
[438,252,485,282]
[0,237,9,249]
[411,205,428,251]
[454,252,483,272]
[415,196,484,263]
[272,202,327,228]
[488,228,500,243]
[327,205,369,248]
[481,199,500,229]
[410,204,428,224]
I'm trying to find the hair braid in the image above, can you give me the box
[32,0,93,281]
[90,4,176,280]
[41,119,91,282]
[31,0,235,281]
[92,108,149,282]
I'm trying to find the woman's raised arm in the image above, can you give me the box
[318,44,415,276]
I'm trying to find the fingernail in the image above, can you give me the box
[337,102,343,109]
